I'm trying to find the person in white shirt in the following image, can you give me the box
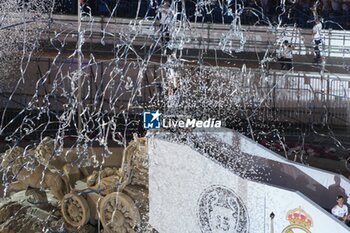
[331,195,350,222]
[312,17,323,62]
[278,40,293,70]
[159,0,172,45]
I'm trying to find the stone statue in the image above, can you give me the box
[120,134,148,189]
[61,135,150,232]
[1,146,69,201]
[35,136,89,187]
[34,136,55,168]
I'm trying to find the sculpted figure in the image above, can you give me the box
[1,146,68,201]
[35,137,89,187]
[122,134,148,188]
[60,135,149,231]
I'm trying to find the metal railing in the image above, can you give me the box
[3,58,350,125]
[242,70,350,126]
[44,14,350,58]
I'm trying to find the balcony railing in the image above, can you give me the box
[44,14,350,59]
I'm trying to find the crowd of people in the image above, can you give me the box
[54,1,350,30]
[248,0,350,29]
[53,0,346,68]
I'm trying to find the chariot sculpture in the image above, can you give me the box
[61,135,149,233]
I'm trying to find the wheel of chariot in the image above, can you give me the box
[61,193,90,227]
[99,192,140,233]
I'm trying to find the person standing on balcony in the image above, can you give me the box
[321,0,331,17]
[341,1,350,28]
[331,0,342,16]
[278,40,293,70]
[159,0,172,46]
[312,17,323,62]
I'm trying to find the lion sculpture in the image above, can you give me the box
[1,145,68,201]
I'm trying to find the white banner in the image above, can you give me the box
[149,137,349,233]
[196,128,350,210]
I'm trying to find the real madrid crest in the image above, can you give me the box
[282,207,313,233]
[197,185,249,233]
